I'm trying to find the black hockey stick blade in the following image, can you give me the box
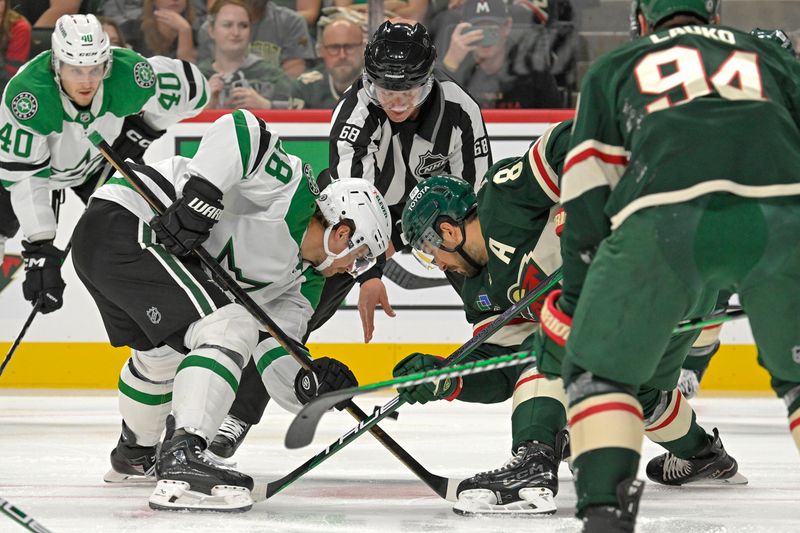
[383,258,450,289]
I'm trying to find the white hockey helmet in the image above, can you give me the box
[51,14,112,81]
[315,178,392,277]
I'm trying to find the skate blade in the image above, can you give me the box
[453,487,557,516]
[148,480,253,512]
[103,468,156,484]
[684,471,748,486]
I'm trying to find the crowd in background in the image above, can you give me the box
[1,0,584,110]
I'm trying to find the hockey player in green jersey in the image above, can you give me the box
[542,1,800,530]
[397,119,743,517]
[71,108,392,511]
[0,14,208,314]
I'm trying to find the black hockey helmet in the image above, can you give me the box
[364,21,436,91]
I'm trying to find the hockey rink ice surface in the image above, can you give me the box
[1,392,798,533]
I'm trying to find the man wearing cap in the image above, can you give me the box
[440,0,563,109]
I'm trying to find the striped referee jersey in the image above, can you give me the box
[329,75,492,245]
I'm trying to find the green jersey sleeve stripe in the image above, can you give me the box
[177,355,239,393]
[231,109,252,179]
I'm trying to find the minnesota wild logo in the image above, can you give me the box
[0,254,22,293]
[507,251,547,318]
[133,61,155,89]
[11,92,38,120]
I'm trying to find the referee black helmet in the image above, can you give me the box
[364,21,436,91]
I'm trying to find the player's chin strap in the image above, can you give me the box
[313,225,352,272]
[452,221,483,272]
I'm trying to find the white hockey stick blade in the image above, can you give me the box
[148,480,254,512]
[453,487,557,516]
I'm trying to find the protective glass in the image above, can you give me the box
[411,248,437,270]
[363,75,434,112]
[344,243,376,278]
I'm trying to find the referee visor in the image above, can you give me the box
[364,75,434,112]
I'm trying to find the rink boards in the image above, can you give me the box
[0,110,770,392]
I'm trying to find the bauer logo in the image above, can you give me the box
[146,306,162,324]
[11,92,38,120]
[133,61,156,89]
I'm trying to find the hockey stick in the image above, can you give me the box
[0,163,116,379]
[285,267,563,451]
[383,258,450,290]
[285,301,748,448]
[0,496,54,533]
[89,132,465,501]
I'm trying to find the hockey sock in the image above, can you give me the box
[511,366,567,449]
[786,392,800,452]
[641,387,707,458]
[568,375,643,515]
[118,346,181,446]
[172,345,244,440]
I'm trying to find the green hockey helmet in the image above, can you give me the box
[402,175,477,253]
[629,0,719,38]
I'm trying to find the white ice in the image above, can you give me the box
[1,392,798,533]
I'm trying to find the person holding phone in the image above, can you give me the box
[439,0,562,109]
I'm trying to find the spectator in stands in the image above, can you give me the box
[98,15,128,47]
[291,8,365,109]
[438,0,562,109]
[0,0,30,91]
[333,0,428,24]
[101,0,207,31]
[14,0,80,28]
[197,0,315,79]
[123,0,198,62]
[201,0,292,109]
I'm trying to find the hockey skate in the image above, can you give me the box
[453,440,560,516]
[582,478,645,533]
[646,427,747,486]
[207,414,251,459]
[149,426,255,512]
[103,421,156,484]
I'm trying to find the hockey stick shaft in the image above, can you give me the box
[285,299,746,449]
[0,497,54,533]
[89,133,459,500]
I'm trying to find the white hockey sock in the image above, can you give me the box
[172,346,243,440]
[118,346,181,446]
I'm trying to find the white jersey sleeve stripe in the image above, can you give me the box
[561,139,629,204]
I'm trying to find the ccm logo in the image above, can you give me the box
[126,129,153,148]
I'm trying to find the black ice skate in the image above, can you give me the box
[207,414,251,459]
[103,421,156,484]
[149,426,255,512]
[453,440,560,515]
[646,427,747,486]
[582,478,645,533]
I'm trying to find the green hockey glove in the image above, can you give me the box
[393,353,461,405]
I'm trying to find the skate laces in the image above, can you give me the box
[662,453,692,481]
[217,415,248,442]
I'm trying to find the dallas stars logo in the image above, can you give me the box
[133,61,155,89]
[11,92,38,120]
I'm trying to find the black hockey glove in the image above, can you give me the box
[294,357,358,410]
[111,114,166,163]
[21,240,66,314]
[150,176,224,256]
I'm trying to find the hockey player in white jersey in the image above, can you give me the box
[0,14,208,312]
[70,108,392,512]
